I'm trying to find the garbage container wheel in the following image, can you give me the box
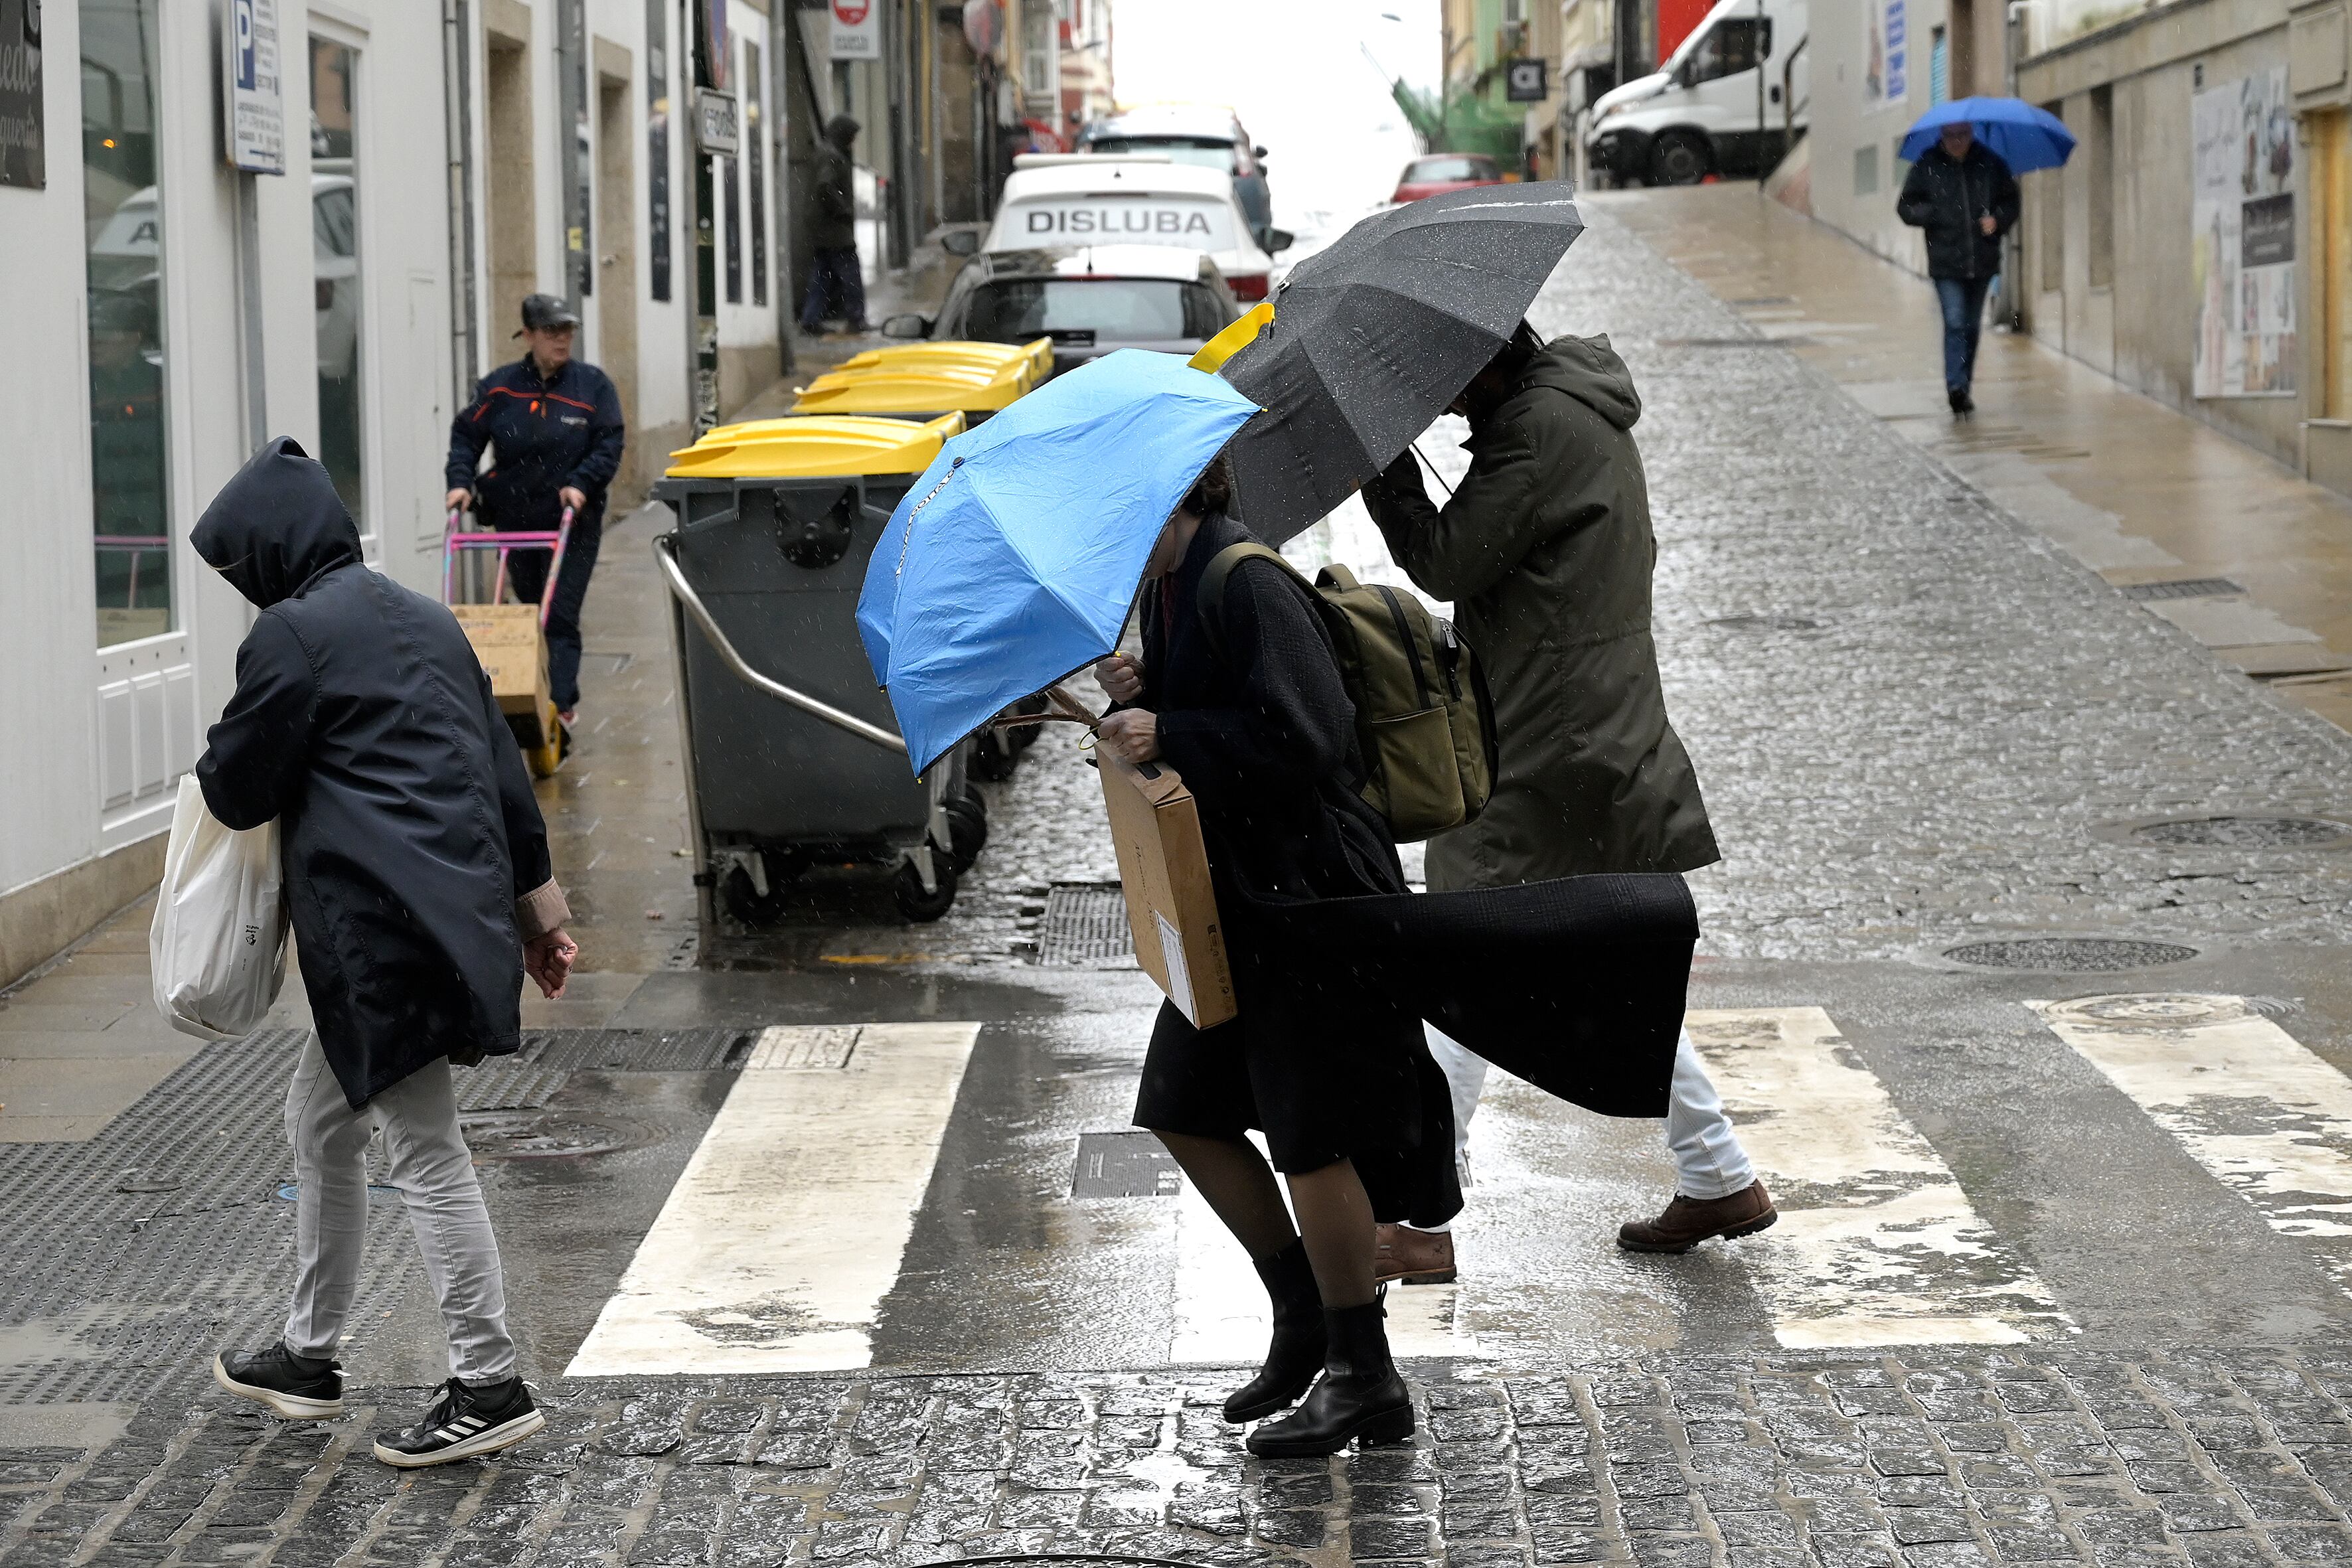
[893,856,960,922]
[1007,693,1050,752]
[721,848,808,925]
[525,701,566,779]
[944,790,989,872]
[971,725,1021,782]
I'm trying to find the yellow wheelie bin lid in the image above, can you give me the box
[788,349,1033,419]
[836,336,1053,388]
[664,412,963,479]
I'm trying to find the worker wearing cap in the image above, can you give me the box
[445,294,626,730]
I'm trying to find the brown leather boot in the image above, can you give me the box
[1373,1223,1457,1284]
[1616,1180,1776,1254]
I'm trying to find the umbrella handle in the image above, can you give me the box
[1045,683,1101,727]
[1409,441,1456,500]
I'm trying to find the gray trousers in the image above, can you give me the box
[282,1037,516,1383]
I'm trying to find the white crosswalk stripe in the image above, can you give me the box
[2031,993,2352,1290]
[1686,1006,2073,1348]
[565,1022,978,1377]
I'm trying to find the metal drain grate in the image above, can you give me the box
[1944,937,2199,971]
[1034,884,1135,966]
[1071,1133,1184,1198]
[2130,816,2352,848]
[521,1027,752,1071]
[1707,613,1821,632]
[2119,578,2246,601]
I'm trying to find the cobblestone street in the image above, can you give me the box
[14,187,2352,1568]
[24,1347,2352,1567]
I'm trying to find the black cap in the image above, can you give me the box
[514,293,582,337]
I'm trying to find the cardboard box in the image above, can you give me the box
[1097,751,1236,1028]
[451,603,553,743]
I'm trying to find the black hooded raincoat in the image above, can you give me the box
[193,438,570,1109]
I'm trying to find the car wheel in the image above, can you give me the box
[1650,131,1710,186]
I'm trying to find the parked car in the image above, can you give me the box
[884,246,1242,377]
[1391,153,1508,204]
[957,155,1290,301]
[1075,103,1275,248]
[1585,0,1808,185]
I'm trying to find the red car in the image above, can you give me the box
[1391,153,1506,204]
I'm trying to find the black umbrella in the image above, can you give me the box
[1217,182,1585,545]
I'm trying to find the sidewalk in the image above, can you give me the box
[1599,186,2352,739]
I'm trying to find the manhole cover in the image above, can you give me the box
[2119,577,2244,601]
[1942,938,2199,972]
[2130,816,2351,848]
[459,1109,651,1160]
[1707,613,1821,632]
[1071,1132,1183,1198]
[1035,883,1134,966]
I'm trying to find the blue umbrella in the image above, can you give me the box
[856,349,1260,776]
[1900,96,2076,173]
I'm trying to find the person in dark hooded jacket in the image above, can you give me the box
[1360,326,1775,1275]
[799,116,868,336]
[1896,122,2021,416]
[195,437,576,1470]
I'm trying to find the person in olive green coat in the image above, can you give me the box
[1358,324,1777,1274]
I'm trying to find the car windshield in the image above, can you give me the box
[1405,156,1496,181]
[965,278,1224,342]
[1088,137,1236,173]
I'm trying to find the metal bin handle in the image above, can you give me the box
[652,533,909,755]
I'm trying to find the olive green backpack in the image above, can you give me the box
[1198,544,1499,844]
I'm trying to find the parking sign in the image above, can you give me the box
[222,0,284,174]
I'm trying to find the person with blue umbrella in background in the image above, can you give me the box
[1897,98,2071,416]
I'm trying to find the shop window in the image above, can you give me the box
[312,39,365,532]
[1854,143,1879,197]
[724,147,742,303]
[1022,0,1055,98]
[82,0,172,648]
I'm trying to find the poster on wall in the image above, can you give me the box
[2193,68,2296,398]
[1865,0,1907,108]
[0,0,40,189]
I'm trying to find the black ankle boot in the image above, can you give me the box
[1244,1298,1414,1456]
[1223,1241,1326,1423]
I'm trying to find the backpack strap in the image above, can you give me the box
[1195,542,1305,656]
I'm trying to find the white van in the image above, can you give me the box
[958,155,1289,303]
[1585,0,1808,186]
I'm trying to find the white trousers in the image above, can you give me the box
[1419,1026,1756,1229]
[281,1037,517,1383]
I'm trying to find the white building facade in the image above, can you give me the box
[0,0,788,988]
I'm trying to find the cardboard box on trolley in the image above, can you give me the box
[1095,750,1236,1028]
[450,604,555,746]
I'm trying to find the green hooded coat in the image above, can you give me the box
[1360,333,1719,892]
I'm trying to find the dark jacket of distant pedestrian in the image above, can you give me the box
[1896,138,2019,281]
[1116,504,1460,1228]
[811,114,860,251]
[1361,331,1719,891]
[195,438,574,1110]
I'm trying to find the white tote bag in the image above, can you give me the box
[149,776,290,1041]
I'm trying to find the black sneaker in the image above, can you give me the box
[372,1376,545,1468]
[213,1343,345,1421]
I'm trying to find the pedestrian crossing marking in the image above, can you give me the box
[564,1022,977,1376]
[2031,994,2352,1282]
[1687,1007,2072,1348]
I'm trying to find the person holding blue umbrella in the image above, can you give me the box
[1897,112,2026,416]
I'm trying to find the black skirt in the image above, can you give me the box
[1132,905,1463,1229]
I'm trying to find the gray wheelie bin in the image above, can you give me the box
[652,413,986,925]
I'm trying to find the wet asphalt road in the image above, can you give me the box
[11,197,2352,1568]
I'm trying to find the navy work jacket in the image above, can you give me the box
[445,355,626,534]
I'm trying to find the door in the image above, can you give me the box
[597,68,641,497]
